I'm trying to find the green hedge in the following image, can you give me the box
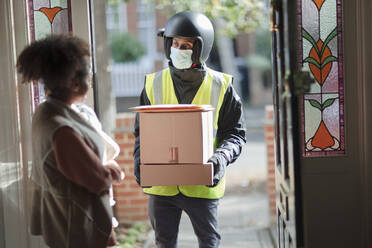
[110,33,146,63]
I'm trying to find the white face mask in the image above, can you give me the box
[170,47,193,69]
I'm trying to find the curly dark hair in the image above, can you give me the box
[17,34,91,101]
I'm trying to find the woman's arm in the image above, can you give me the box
[53,126,123,194]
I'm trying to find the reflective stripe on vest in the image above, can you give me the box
[152,69,222,136]
[153,71,163,105]
[143,67,230,199]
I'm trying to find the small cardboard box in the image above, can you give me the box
[132,104,215,186]
[140,163,214,186]
[135,105,214,164]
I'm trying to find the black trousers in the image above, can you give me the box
[148,193,221,248]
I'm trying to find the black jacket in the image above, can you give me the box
[133,65,246,186]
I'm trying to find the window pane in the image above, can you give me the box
[299,0,345,156]
[28,0,72,106]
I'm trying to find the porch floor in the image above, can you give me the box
[143,187,276,248]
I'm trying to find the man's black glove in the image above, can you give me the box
[134,157,141,186]
[207,152,227,187]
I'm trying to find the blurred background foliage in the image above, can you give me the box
[246,20,271,72]
[143,0,265,37]
[110,33,146,63]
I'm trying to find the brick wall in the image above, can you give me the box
[264,105,276,224]
[113,113,149,224]
[126,0,138,36]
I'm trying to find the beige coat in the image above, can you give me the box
[30,97,112,248]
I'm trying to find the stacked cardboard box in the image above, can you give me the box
[132,104,214,186]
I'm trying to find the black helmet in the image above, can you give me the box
[163,11,214,65]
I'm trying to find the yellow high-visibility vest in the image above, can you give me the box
[142,67,231,199]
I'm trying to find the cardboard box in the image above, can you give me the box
[131,104,215,186]
[137,105,214,164]
[140,163,213,186]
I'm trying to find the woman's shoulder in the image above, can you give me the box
[33,101,56,120]
[33,100,71,129]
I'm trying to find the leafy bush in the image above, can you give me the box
[254,28,272,61]
[110,33,146,63]
[246,27,272,71]
[246,54,271,71]
[115,222,150,248]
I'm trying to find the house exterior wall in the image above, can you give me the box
[126,0,138,36]
[113,113,149,224]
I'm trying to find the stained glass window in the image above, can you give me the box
[28,0,72,106]
[299,0,345,156]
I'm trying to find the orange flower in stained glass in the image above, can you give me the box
[302,27,338,85]
[312,0,325,10]
[308,40,333,85]
[311,120,335,150]
[39,7,63,24]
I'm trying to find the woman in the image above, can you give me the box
[17,34,124,248]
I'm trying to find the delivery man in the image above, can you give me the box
[133,11,246,247]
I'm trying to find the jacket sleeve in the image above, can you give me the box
[208,83,246,185]
[53,126,114,194]
[133,87,151,185]
[215,84,246,163]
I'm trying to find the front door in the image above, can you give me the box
[271,0,303,247]
[271,0,372,246]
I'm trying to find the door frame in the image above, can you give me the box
[0,0,38,247]
[271,0,304,246]
[355,0,372,246]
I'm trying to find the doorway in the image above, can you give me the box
[94,1,276,247]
